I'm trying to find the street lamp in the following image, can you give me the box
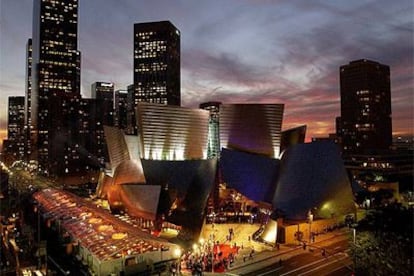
[352,227,357,273]
[307,210,313,243]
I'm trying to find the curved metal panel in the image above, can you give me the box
[119,184,161,221]
[272,141,355,220]
[112,159,146,186]
[280,125,307,154]
[219,104,284,158]
[136,103,209,160]
[220,148,280,203]
[141,159,217,237]
[103,126,130,170]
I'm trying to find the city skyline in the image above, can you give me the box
[1,0,413,147]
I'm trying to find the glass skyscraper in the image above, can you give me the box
[339,59,392,154]
[31,0,81,175]
[133,20,180,106]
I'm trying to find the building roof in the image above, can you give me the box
[33,188,176,261]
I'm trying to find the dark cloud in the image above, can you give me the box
[1,0,413,140]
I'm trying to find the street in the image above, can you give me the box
[230,231,353,276]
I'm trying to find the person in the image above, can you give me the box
[279,258,282,266]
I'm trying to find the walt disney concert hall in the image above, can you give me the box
[97,102,354,242]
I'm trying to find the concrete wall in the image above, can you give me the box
[282,218,342,244]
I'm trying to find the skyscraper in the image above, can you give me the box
[114,89,128,130]
[5,97,26,160]
[91,82,114,126]
[25,38,33,159]
[338,59,392,154]
[31,0,81,175]
[133,20,180,107]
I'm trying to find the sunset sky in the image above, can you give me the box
[1,0,413,145]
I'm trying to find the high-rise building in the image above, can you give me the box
[126,84,136,134]
[132,21,180,133]
[114,89,128,130]
[91,82,114,126]
[4,97,26,160]
[78,98,108,170]
[31,0,81,175]
[338,59,392,154]
[24,38,33,159]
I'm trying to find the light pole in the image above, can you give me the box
[352,227,357,273]
[307,210,313,243]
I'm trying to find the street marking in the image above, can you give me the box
[297,255,348,275]
[279,253,342,276]
[257,266,283,276]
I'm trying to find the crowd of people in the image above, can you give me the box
[178,227,245,275]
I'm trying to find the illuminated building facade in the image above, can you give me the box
[25,38,33,159]
[31,0,81,175]
[91,82,114,126]
[77,98,108,170]
[114,89,128,130]
[200,101,221,159]
[136,102,209,160]
[4,97,26,160]
[219,104,284,158]
[126,84,137,134]
[133,21,180,106]
[101,123,216,240]
[280,125,306,154]
[338,59,392,154]
[100,103,355,243]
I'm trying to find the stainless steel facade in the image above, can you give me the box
[219,104,284,158]
[272,141,355,220]
[136,102,209,160]
[103,126,130,172]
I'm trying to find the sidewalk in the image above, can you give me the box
[190,227,351,276]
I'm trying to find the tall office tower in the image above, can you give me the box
[91,82,114,126]
[133,21,180,131]
[31,0,81,175]
[5,97,26,160]
[126,84,136,134]
[78,99,108,170]
[339,59,392,154]
[24,38,33,159]
[114,89,128,130]
[199,102,222,159]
